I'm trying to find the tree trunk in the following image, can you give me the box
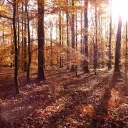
[108,0,112,69]
[26,0,31,81]
[94,6,98,74]
[37,0,45,80]
[83,0,89,73]
[17,3,20,65]
[50,23,53,66]
[71,0,75,49]
[2,21,5,46]
[21,2,24,69]
[56,20,59,66]
[13,0,19,94]
[24,4,27,72]
[101,17,104,68]
[59,11,62,68]
[80,1,83,54]
[76,12,77,51]
[66,8,69,68]
[125,20,128,94]
[61,13,64,67]
[114,15,122,72]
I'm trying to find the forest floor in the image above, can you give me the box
[0,67,128,128]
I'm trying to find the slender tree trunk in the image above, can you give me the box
[66,0,69,66]
[98,11,101,68]
[59,11,62,68]
[37,0,45,80]
[94,6,98,74]
[66,9,69,67]
[10,25,14,68]
[125,19,128,94]
[24,4,27,72]
[17,4,20,56]
[50,24,53,66]
[84,0,89,73]
[17,4,20,70]
[71,0,75,49]
[13,0,19,94]
[101,17,104,68]
[56,19,59,66]
[26,0,31,81]
[21,2,24,69]
[108,0,112,69]
[61,14,64,67]
[114,15,122,72]
[76,12,77,51]
[80,1,83,55]
[2,21,5,46]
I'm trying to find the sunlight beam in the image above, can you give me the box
[112,0,128,20]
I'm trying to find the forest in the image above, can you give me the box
[0,0,128,127]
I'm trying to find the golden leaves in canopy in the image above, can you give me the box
[51,0,83,14]
[0,1,8,17]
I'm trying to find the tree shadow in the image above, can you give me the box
[34,90,88,128]
[111,72,123,86]
[91,87,111,128]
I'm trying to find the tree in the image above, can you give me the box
[26,0,31,81]
[94,4,98,75]
[71,0,75,49]
[37,0,45,80]
[59,11,62,68]
[125,19,128,94]
[114,14,122,72]
[13,0,20,94]
[80,1,83,54]
[21,1,24,68]
[75,11,78,50]
[50,21,53,66]
[24,2,27,72]
[83,0,89,73]
[66,0,69,67]
[108,0,112,69]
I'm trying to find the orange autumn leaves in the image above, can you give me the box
[66,105,95,127]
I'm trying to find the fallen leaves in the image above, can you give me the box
[66,117,78,128]
[0,68,127,127]
[108,88,120,109]
[78,105,95,118]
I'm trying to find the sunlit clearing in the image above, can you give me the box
[112,0,128,20]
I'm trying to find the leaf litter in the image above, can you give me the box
[0,68,128,127]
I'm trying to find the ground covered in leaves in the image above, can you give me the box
[0,67,128,128]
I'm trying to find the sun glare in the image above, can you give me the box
[112,0,128,20]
